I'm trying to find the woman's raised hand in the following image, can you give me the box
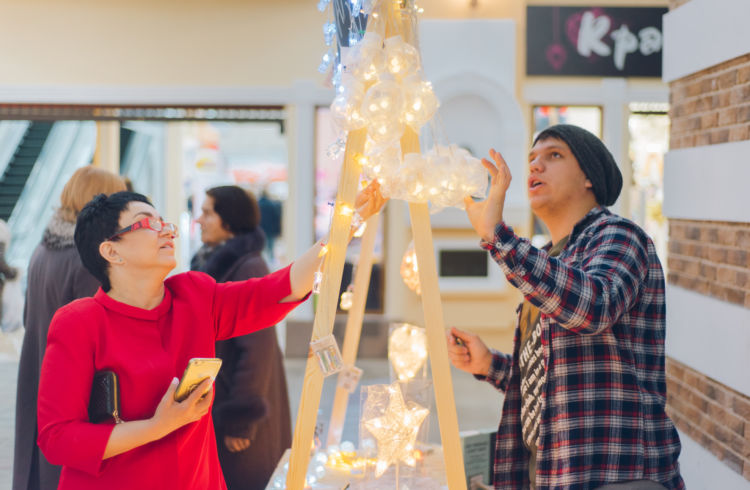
[151,377,214,437]
[355,180,387,221]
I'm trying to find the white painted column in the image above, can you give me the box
[285,80,320,322]
[93,121,120,174]
[601,78,629,217]
[164,122,186,273]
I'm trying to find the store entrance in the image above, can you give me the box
[627,102,670,262]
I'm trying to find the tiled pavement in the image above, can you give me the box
[0,358,503,488]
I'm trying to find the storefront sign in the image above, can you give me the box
[526,6,667,77]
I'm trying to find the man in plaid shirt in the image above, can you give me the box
[448,125,684,489]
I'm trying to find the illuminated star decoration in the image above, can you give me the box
[363,382,429,477]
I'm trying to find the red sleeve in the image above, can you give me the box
[37,302,115,475]
[209,265,308,341]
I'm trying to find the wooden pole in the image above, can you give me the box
[326,212,381,447]
[401,128,467,490]
[286,128,367,489]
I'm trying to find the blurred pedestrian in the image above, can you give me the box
[192,186,288,490]
[257,188,282,260]
[0,219,19,331]
[13,166,126,490]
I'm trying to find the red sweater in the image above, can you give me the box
[37,267,305,489]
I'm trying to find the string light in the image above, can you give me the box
[338,203,354,217]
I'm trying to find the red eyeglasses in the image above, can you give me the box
[107,217,179,241]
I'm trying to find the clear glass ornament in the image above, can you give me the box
[402,78,439,131]
[312,271,323,294]
[345,32,385,82]
[339,285,354,310]
[314,451,328,465]
[330,75,366,131]
[388,323,428,381]
[384,35,420,80]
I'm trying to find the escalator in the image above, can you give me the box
[0,121,53,221]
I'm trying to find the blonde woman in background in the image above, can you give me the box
[13,166,126,490]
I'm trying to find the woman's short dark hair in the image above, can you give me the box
[74,191,151,292]
[206,186,260,235]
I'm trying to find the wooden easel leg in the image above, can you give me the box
[408,203,467,490]
[326,212,381,447]
[401,126,466,489]
[286,128,367,489]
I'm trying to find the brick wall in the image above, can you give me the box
[666,358,750,478]
[668,220,750,307]
[665,0,750,481]
[669,53,750,150]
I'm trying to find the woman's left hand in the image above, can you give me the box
[224,435,251,452]
[355,180,387,221]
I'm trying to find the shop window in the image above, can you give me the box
[530,105,603,245]
[627,102,669,263]
[532,105,602,140]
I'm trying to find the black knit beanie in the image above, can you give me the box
[533,124,623,206]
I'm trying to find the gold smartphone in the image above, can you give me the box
[174,357,223,402]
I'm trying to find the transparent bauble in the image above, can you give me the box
[314,452,328,465]
[362,144,401,183]
[345,32,386,83]
[384,35,420,80]
[330,76,366,131]
[402,77,439,131]
[362,78,404,123]
[366,116,405,146]
[389,323,428,381]
[400,153,429,202]
[339,285,354,311]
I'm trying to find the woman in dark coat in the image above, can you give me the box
[191,185,290,490]
[13,166,126,490]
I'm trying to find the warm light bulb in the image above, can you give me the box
[339,204,354,217]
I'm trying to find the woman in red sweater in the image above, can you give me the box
[37,187,383,489]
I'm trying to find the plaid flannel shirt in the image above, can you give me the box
[479,207,684,489]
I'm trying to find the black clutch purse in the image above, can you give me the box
[88,370,123,424]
